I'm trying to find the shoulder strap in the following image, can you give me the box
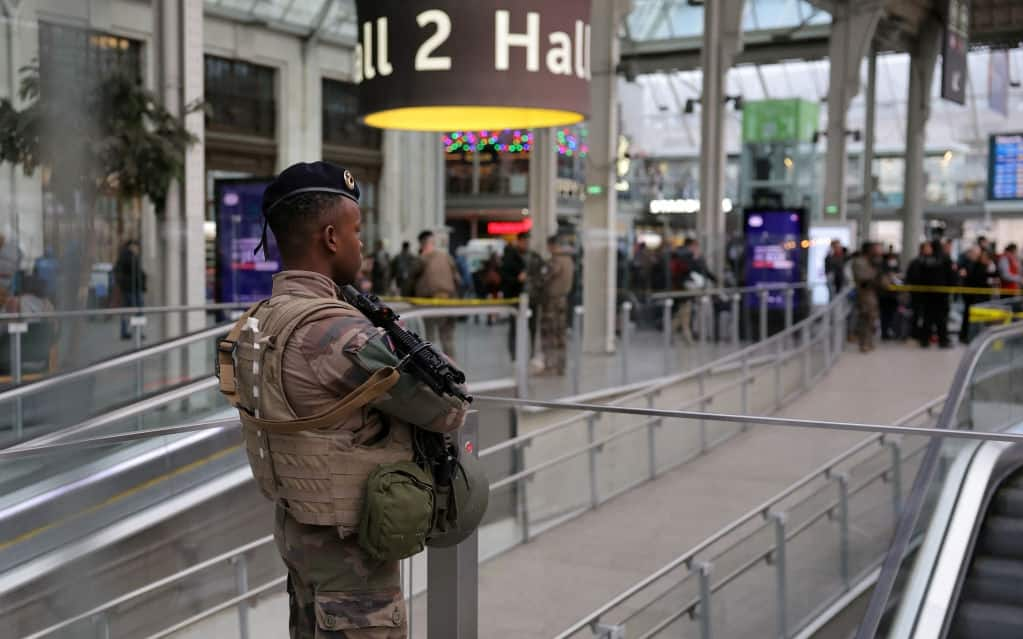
[238,365,400,434]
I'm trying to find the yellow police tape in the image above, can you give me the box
[378,296,520,307]
[888,284,1023,296]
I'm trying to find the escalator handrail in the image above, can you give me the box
[0,322,232,404]
[856,320,1023,639]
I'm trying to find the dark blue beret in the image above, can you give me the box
[261,161,360,216]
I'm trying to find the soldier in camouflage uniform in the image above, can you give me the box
[539,235,575,375]
[217,162,466,639]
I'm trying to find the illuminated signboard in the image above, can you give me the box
[649,198,734,215]
[743,209,807,309]
[989,133,1023,201]
[215,179,280,303]
[487,218,533,235]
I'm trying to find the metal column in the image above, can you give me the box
[428,413,480,639]
[861,45,878,243]
[901,18,942,258]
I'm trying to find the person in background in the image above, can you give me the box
[959,247,993,344]
[114,239,146,340]
[913,240,954,348]
[998,243,1022,293]
[390,240,416,296]
[879,247,901,340]
[824,240,846,299]
[476,253,502,325]
[672,239,717,342]
[501,232,535,358]
[33,247,59,304]
[370,239,390,295]
[905,242,931,344]
[411,230,460,356]
[851,242,884,353]
[454,251,473,299]
[539,235,575,376]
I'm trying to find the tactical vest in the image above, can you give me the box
[217,295,413,533]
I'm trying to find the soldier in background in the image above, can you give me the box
[390,241,416,296]
[851,242,884,353]
[412,230,460,356]
[217,162,466,639]
[540,235,575,375]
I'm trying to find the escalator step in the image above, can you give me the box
[992,488,1023,518]
[976,516,1023,560]
[950,602,1023,639]
[961,557,1023,606]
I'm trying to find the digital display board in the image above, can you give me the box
[989,133,1023,201]
[215,179,280,303]
[744,209,807,309]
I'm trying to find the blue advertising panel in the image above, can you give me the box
[744,209,807,309]
[215,179,280,303]
[989,133,1023,201]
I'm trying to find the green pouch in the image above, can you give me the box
[359,461,436,561]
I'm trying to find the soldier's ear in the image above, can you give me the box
[323,223,339,254]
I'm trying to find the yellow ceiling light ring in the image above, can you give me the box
[363,106,585,132]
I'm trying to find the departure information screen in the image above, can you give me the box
[989,133,1023,201]
[215,179,280,303]
[743,209,807,309]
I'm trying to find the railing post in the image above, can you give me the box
[801,322,811,390]
[647,393,659,480]
[93,613,110,639]
[594,623,626,639]
[700,295,711,347]
[698,371,708,452]
[587,413,601,508]
[731,293,741,345]
[131,315,148,430]
[428,412,480,639]
[771,512,789,639]
[741,349,750,421]
[572,305,583,395]
[698,562,713,639]
[823,304,834,371]
[231,554,250,639]
[662,299,674,376]
[516,441,532,544]
[516,295,530,399]
[759,288,769,341]
[887,438,903,518]
[835,473,851,589]
[620,302,632,384]
[8,322,27,439]
[774,337,783,410]
[784,289,794,336]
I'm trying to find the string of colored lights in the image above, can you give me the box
[443,128,589,157]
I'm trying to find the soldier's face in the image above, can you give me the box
[325,200,364,285]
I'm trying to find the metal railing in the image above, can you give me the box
[0,284,844,638]
[551,396,944,639]
[12,348,1023,638]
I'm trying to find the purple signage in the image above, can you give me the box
[215,179,280,303]
[744,209,807,309]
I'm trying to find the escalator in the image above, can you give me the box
[947,468,1023,638]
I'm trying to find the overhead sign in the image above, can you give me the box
[989,133,1023,201]
[941,0,970,105]
[649,198,734,215]
[354,0,591,131]
[989,49,1010,117]
[741,99,820,144]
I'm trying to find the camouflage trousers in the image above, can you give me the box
[541,297,568,374]
[856,290,879,351]
[274,505,406,639]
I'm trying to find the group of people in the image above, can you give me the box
[355,231,577,375]
[837,235,1021,353]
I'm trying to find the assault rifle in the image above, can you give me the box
[341,285,472,404]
